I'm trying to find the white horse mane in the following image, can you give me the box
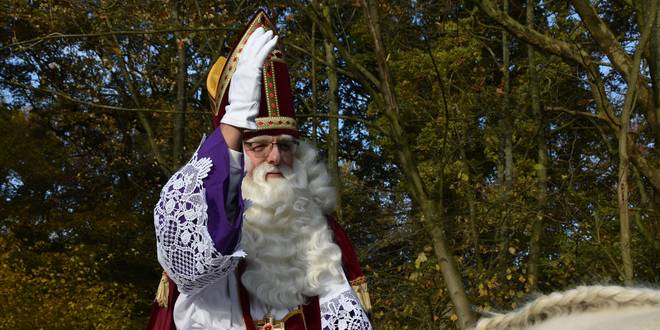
[474,285,660,330]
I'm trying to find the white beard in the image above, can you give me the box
[240,157,344,309]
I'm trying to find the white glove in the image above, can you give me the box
[221,27,279,129]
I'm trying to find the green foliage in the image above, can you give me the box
[2,1,659,329]
[0,238,142,329]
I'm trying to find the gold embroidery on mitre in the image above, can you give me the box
[254,116,297,130]
[263,56,281,118]
[214,11,275,116]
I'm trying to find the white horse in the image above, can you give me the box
[474,285,660,330]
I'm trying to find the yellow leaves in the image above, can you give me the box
[457,170,469,181]
[478,283,488,297]
[414,252,427,269]
[0,238,144,328]
[408,271,420,281]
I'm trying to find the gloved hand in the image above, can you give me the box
[221,27,279,129]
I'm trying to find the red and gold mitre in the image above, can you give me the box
[207,9,298,139]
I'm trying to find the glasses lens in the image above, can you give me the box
[249,142,271,157]
[254,143,270,152]
[246,139,298,158]
[278,140,296,152]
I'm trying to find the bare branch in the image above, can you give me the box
[3,80,208,114]
[472,0,592,67]
[296,113,387,135]
[299,4,382,88]
[571,0,654,116]
[286,42,360,81]
[103,16,172,176]
[2,27,236,50]
[545,106,609,121]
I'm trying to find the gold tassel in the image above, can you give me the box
[350,277,372,312]
[155,271,169,308]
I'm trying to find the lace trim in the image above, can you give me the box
[154,138,242,294]
[320,290,372,330]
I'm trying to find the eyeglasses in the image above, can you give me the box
[244,138,299,159]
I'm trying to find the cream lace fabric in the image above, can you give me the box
[155,139,243,295]
[320,289,372,330]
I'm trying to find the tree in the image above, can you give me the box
[474,0,658,285]
[3,2,659,329]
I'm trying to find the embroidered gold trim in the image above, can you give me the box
[254,116,297,130]
[263,58,280,117]
[281,307,304,322]
[214,12,274,116]
[349,276,367,286]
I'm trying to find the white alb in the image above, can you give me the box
[154,138,244,295]
[320,289,372,330]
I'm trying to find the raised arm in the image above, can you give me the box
[153,28,278,294]
[220,27,278,150]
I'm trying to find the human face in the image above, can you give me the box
[244,135,298,179]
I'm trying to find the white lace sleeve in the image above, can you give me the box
[320,289,372,330]
[154,139,244,295]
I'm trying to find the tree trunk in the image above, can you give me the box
[617,1,660,285]
[322,2,342,221]
[311,22,319,144]
[652,0,660,123]
[526,0,546,293]
[173,1,187,165]
[460,136,482,271]
[649,0,660,243]
[497,0,514,264]
[473,0,660,194]
[502,0,513,194]
[360,0,476,327]
[615,2,656,285]
[618,103,634,286]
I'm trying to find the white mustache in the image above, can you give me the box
[253,163,295,183]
